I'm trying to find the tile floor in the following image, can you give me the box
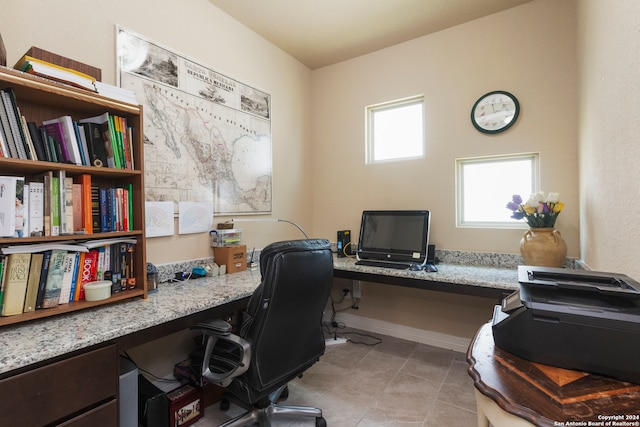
[193,328,478,426]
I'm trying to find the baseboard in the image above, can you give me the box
[326,311,471,354]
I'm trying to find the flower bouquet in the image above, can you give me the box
[506,192,564,228]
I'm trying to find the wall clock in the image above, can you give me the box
[471,90,520,134]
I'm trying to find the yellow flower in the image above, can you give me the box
[552,201,564,213]
[523,204,536,215]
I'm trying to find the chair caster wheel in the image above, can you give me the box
[316,416,327,427]
[220,399,230,411]
[279,386,289,401]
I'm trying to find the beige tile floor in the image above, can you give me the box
[193,328,478,426]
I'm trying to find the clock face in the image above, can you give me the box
[471,91,519,134]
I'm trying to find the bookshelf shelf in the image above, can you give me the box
[0,66,147,327]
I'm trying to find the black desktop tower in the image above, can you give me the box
[337,230,351,257]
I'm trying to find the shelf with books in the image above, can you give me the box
[0,65,146,328]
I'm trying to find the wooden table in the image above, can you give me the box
[467,322,640,427]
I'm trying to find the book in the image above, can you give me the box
[14,178,26,238]
[74,121,90,166]
[19,115,38,160]
[58,252,78,304]
[0,176,20,237]
[27,181,44,237]
[76,249,98,301]
[1,253,31,316]
[43,117,81,165]
[42,121,70,163]
[79,113,115,168]
[0,91,20,158]
[0,256,5,311]
[1,242,88,255]
[41,249,66,309]
[22,253,43,312]
[27,122,48,161]
[72,183,82,233]
[51,174,60,236]
[15,55,97,92]
[94,81,137,104]
[21,183,29,238]
[81,122,108,167]
[18,46,102,81]
[91,184,100,232]
[74,174,92,234]
[62,175,74,235]
[35,250,52,310]
[42,171,53,236]
[0,89,29,160]
[99,187,110,232]
[68,251,80,302]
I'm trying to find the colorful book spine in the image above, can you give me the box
[41,249,66,309]
[1,253,31,316]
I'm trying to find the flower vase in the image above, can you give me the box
[519,227,567,267]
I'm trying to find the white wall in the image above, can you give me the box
[1,0,314,264]
[577,0,640,278]
[311,0,579,340]
[311,0,579,259]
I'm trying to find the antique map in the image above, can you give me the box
[117,28,272,215]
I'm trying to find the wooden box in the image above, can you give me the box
[166,384,204,427]
[213,245,247,273]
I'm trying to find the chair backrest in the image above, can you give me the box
[242,239,333,391]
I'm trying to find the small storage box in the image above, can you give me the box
[213,245,247,273]
[210,229,242,247]
[84,280,112,301]
[167,384,204,427]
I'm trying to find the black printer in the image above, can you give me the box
[492,265,640,384]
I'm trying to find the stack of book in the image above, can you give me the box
[0,173,134,239]
[11,47,137,104]
[0,238,137,316]
[15,55,97,92]
[0,88,135,169]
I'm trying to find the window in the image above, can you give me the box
[366,96,424,163]
[456,153,539,228]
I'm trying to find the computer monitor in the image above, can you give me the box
[356,210,430,265]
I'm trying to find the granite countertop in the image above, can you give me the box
[333,256,521,291]
[0,269,261,376]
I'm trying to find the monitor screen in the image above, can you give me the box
[357,210,430,264]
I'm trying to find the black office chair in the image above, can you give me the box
[191,239,333,427]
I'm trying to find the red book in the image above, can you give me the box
[77,249,98,301]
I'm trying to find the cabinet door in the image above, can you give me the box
[0,344,117,427]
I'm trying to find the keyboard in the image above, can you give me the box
[355,260,410,270]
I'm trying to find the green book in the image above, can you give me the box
[51,176,60,236]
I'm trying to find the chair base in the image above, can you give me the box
[220,403,324,427]
[219,384,326,427]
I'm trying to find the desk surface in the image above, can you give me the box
[0,257,521,376]
[333,257,519,300]
[467,322,640,427]
[0,269,260,376]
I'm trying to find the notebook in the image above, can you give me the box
[355,210,431,269]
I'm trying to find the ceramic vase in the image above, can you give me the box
[519,227,567,267]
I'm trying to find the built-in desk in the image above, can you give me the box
[333,256,519,301]
[0,269,259,426]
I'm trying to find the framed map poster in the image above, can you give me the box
[116,26,272,215]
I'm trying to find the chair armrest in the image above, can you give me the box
[191,319,251,387]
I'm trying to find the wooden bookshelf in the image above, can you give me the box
[0,66,147,327]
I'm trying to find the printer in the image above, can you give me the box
[492,265,640,384]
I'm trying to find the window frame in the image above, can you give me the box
[366,95,425,164]
[456,152,540,228]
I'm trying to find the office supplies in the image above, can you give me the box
[355,210,431,270]
[492,265,640,384]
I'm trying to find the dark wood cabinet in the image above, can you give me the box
[0,344,118,427]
